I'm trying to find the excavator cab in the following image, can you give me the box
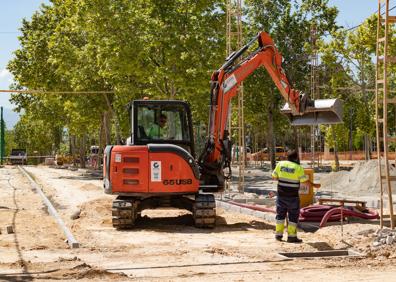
[130,100,196,156]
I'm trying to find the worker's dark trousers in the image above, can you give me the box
[276,196,300,223]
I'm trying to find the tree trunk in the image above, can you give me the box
[332,126,339,171]
[70,135,77,166]
[170,79,176,98]
[103,93,122,145]
[79,135,86,168]
[113,112,122,145]
[268,96,276,169]
[364,133,370,161]
[293,127,299,149]
[103,111,112,145]
[349,130,353,160]
[99,115,104,159]
[324,143,330,160]
[349,109,353,160]
[52,126,62,153]
[69,134,73,156]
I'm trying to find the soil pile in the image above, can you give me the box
[75,197,112,227]
[319,160,396,196]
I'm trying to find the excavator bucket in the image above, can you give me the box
[281,99,343,126]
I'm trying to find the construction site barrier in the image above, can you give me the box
[250,150,390,161]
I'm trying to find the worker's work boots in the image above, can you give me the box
[275,220,285,241]
[287,237,303,243]
[286,222,302,243]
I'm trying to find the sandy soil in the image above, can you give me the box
[0,164,396,281]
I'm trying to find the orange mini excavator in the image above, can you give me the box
[103,31,342,229]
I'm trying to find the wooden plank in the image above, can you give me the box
[389,16,396,23]
[378,55,396,63]
[318,198,366,204]
[379,137,396,142]
[381,16,396,24]
[381,175,396,181]
[317,198,367,208]
[378,98,396,104]
[387,56,396,63]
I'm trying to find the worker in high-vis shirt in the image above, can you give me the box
[271,149,308,243]
[148,114,168,139]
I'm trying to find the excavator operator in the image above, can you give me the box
[271,149,308,243]
[148,113,168,139]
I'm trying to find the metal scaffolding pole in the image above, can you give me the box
[226,0,245,193]
[0,107,4,165]
[375,0,395,229]
[310,25,319,168]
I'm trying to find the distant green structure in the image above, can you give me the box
[0,107,4,165]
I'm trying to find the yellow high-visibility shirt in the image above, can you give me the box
[272,160,308,197]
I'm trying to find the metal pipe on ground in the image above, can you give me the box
[18,166,79,248]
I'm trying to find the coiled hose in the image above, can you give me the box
[299,205,379,227]
[226,201,379,228]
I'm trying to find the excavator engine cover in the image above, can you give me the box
[281,98,343,126]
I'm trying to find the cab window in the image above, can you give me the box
[136,105,190,142]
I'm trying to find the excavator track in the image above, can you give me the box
[112,197,138,229]
[193,194,216,228]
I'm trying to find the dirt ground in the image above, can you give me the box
[1,165,396,281]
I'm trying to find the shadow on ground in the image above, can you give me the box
[58,175,102,181]
[307,241,334,251]
[115,214,275,234]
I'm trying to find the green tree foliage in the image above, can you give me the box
[8,0,225,160]
[5,129,16,157]
[13,113,56,155]
[7,0,383,165]
[320,14,379,159]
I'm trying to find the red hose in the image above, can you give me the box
[299,205,342,222]
[319,206,379,228]
[224,201,379,228]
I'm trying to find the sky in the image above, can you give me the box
[0,0,49,109]
[0,0,385,113]
[328,0,383,29]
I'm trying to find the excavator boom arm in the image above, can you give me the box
[198,31,342,190]
[204,32,306,163]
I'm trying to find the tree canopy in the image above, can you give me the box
[6,0,385,165]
